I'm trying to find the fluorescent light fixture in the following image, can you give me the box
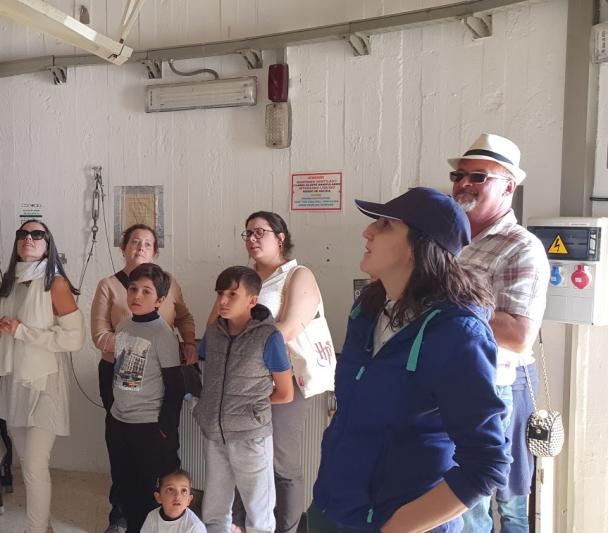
[146,77,258,113]
[0,0,135,65]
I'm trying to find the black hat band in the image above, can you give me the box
[463,148,513,166]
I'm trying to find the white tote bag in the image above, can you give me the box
[281,266,336,398]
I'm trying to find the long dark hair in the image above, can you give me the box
[360,227,493,328]
[245,211,294,258]
[0,219,79,297]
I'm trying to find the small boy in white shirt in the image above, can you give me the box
[141,469,206,533]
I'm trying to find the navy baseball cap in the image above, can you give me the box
[354,187,471,256]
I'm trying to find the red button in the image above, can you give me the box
[571,265,590,289]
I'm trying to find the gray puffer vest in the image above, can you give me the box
[194,305,278,442]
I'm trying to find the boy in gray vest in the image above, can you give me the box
[194,266,294,533]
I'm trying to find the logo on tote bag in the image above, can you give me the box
[315,340,333,366]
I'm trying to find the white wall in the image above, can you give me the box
[0,0,568,488]
[0,0,514,61]
[566,5,608,527]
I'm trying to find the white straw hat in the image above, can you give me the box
[448,133,526,184]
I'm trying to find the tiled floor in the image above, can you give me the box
[0,468,308,533]
[0,467,111,533]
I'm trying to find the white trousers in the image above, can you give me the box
[9,425,56,533]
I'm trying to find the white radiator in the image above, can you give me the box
[301,392,332,508]
[179,393,332,502]
[179,398,205,490]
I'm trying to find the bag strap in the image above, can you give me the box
[281,264,324,319]
[523,329,552,411]
[406,309,442,372]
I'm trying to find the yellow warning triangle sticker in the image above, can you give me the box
[548,235,568,254]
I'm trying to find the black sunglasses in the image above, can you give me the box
[16,229,47,241]
[449,170,512,184]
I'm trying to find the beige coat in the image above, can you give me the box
[91,273,195,361]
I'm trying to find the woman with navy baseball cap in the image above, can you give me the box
[309,187,510,533]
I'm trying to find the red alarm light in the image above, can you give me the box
[268,63,289,103]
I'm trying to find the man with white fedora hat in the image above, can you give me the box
[450,133,550,533]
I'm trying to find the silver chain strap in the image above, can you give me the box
[523,329,552,410]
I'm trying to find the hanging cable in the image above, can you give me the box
[101,180,116,274]
[69,351,103,409]
[77,166,102,290]
[71,166,114,409]
[168,59,219,78]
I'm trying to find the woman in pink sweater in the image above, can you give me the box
[91,223,196,533]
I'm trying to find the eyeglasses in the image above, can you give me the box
[16,229,47,241]
[240,228,276,241]
[449,170,512,184]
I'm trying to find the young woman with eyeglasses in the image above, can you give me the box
[0,219,85,532]
[208,211,323,533]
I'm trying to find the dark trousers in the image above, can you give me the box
[234,382,313,533]
[307,502,464,533]
[106,414,178,533]
[306,503,379,533]
[99,360,124,526]
[105,411,125,527]
[0,418,12,488]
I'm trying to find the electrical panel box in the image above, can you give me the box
[528,217,608,325]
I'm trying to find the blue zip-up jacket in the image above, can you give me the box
[312,302,510,530]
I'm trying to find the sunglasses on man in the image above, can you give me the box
[16,229,47,241]
[449,170,512,184]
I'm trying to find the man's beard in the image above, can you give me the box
[454,191,478,212]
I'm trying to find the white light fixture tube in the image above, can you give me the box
[146,77,258,113]
[0,0,134,65]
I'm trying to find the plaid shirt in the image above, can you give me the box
[459,210,550,385]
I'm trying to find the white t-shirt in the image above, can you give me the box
[141,507,206,533]
[373,301,409,356]
[256,259,298,318]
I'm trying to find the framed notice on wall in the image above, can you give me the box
[113,185,164,247]
[291,172,342,211]
[19,203,43,223]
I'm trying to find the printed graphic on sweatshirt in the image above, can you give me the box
[114,331,151,391]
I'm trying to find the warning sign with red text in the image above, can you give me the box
[291,172,342,211]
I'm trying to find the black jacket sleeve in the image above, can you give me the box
[98,359,115,412]
[159,366,185,436]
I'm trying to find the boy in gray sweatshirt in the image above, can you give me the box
[107,263,184,532]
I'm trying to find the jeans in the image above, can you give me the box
[9,425,56,533]
[202,435,275,533]
[494,495,529,533]
[461,385,514,533]
[307,502,463,533]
